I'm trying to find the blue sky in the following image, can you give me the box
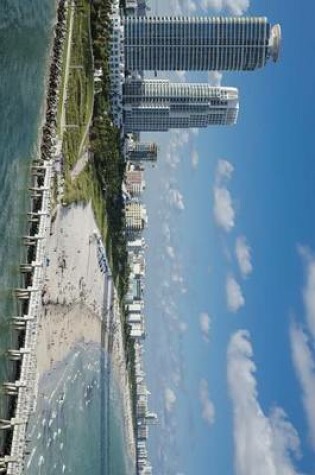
[140,0,315,474]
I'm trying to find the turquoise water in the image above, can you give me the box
[0,0,55,407]
[0,1,132,473]
[26,342,134,475]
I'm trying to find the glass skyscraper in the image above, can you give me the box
[124,16,281,71]
[123,80,239,132]
[128,142,158,162]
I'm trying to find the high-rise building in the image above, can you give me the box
[123,79,239,132]
[125,166,146,196]
[127,141,158,162]
[124,16,281,71]
[125,201,148,233]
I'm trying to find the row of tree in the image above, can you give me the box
[90,0,128,298]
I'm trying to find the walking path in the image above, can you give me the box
[70,149,89,179]
[59,0,74,138]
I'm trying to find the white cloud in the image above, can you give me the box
[191,149,199,169]
[199,379,215,426]
[290,321,315,450]
[199,312,211,342]
[290,247,315,451]
[235,236,253,278]
[216,159,234,183]
[171,272,184,285]
[179,321,188,333]
[213,159,236,231]
[298,246,315,341]
[175,70,187,82]
[173,0,197,15]
[164,387,176,412]
[201,0,250,15]
[226,275,245,312]
[186,0,197,11]
[190,128,199,137]
[165,128,199,170]
[162,221,171,243]
[165,129,190,169]
[228,330,301,475]
[213,187,235,232]
[169,188,185,211]
[162,281,170,292]
[166,245,175,260]
[208,71,223,87]
[172,370,182,388]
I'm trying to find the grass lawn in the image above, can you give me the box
[62,0,94,178]
[59,0,128,303]
[57,14,69,132]
[58,1,109,246]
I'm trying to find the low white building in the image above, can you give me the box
[129,251,146,277]
[125,166,146,196]
[127,237,146,253]
[129,322,145,339]
[127,312,143,324]
[126,302,144,313]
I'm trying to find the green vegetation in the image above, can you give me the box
[57,8,71,132]
[51,0,136,434]
[90,0,136,431]
[58,0,138,434]
[62,1,94,176]
[60,0,128,300]
[59,3,108,250]
[90,0,128,298]
[126,334,137,427]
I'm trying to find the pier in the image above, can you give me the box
[0,1,68,473]
[5,161,52,475]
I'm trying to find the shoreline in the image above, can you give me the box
[37,0,136,464]
[1,0,137,472]
[32,202,136,464]
[1,2,69,472]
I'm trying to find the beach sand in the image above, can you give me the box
[34,201,135,462]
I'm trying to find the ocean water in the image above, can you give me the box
[0,0,55,411]
[0,1,132,473]
[26,342,134,475]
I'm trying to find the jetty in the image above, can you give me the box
[0,1,68,473]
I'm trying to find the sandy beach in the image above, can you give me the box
[35,201,135,462]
